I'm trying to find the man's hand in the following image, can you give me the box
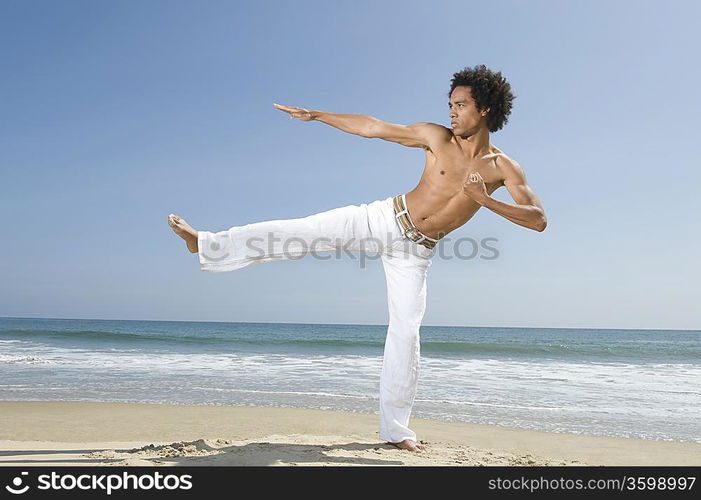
[463,172,488,205]
[273,103,315,121]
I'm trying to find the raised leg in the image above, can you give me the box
[194,202,379,273]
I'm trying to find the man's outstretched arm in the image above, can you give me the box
[463,160,547,232]
[273,103,447,149]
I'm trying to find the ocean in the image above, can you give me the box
[1,316,699,443]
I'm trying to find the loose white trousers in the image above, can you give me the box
[197,196,435,443]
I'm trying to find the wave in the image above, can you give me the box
[413,398,570,411]
[190,387,571,411]
[189,387,571,411]
[0,355,50,364]
[2,328,700,360]
[191,387,375,400]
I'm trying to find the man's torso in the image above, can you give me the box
[405,130,512,239]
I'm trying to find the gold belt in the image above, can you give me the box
[392,194,439,249]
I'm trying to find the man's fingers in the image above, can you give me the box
[274,103,311,119]
[274,103,300,111]
[464,173,484,186]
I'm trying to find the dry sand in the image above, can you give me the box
[1,402,699,466]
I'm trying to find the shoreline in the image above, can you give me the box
[1,401,699,466]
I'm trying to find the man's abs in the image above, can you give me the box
[404,187,482,239]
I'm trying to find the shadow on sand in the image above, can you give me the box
[1,441,407,466]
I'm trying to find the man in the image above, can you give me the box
[168,64,547,452]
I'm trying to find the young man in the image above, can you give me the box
[168,64,547,452]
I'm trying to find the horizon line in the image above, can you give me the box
[1,316,699,332]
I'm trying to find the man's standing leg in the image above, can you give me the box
[378,245,433,450]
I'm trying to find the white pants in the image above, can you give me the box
[197,196,435,443]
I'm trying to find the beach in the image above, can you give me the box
[3,318,700,444]
[2,318,700,466]
[1,401,699,467]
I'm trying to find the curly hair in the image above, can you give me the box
[448,65,515,132]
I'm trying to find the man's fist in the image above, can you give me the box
[463,172,488,204]
[273,103,315,121]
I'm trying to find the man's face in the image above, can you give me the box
[448,86,485,136]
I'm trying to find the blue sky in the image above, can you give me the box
[1,0,699,329]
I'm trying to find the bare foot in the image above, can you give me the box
[388,439,425,452]
[168,214,199,253]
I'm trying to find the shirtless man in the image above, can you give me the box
[168,65,547,451]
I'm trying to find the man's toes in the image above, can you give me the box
[168,217,184,232]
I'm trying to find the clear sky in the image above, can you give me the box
[1,0,699,329]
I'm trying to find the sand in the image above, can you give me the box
[0,402,699,466]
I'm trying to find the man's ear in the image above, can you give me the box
[481,107,490,117]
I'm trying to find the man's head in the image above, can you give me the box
[448,65,514,135]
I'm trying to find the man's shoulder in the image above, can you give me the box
[410,122,453,137]
[488,146,525,185]
[491,146,521,170]
[409,122,453,151]
[410,121,450,130]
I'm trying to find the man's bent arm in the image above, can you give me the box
[479,196,546,232]
[472,159,547,232]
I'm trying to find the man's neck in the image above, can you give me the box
[454,126,491,157]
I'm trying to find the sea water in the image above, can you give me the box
[1,316,699,442]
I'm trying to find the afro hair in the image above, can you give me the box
[448,65,515,132]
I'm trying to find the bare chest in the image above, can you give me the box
[423,146,503,190]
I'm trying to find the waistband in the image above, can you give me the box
[392,194,439,249]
